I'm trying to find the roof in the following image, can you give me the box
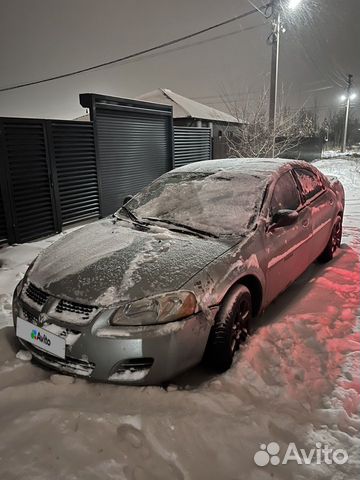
[137,88,240,124]
[174,158,293,177]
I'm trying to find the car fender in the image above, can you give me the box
[182,243,266,323]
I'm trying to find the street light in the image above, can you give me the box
[268,0,303,156]
[342,93,357,102]
[288,0,302,10]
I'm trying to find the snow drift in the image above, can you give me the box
[0,157,359,479]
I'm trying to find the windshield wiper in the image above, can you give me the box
[122,205,140,222]
[115,207,150,229]
[144,217,219,239]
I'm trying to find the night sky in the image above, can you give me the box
[0,0,359,122]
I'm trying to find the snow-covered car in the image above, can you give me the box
[12,158,344,384]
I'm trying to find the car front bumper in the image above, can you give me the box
[13,293,213,385]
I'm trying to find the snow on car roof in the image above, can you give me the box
[174,158,293,177]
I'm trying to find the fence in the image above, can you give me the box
[0,118,99,244]
[173,127,211,167]
[0,96,214,245]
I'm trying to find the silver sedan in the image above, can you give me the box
[12,158,344,384]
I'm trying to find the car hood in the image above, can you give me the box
[29,218,236,306]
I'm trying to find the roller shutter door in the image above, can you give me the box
[95,107,172,216]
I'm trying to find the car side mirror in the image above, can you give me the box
[123,195,133,205]
[271,209,299,229]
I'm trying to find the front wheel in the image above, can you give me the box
[318,215,342,263]
[204,285,252,372]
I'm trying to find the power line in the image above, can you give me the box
[118,23,266,67]
[191,80,335,102]
[0,5,269,93]
[202,97,360,111]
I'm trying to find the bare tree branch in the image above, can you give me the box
[220,87,315,158]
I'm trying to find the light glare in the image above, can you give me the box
[289,0,302,9]
[350,93,357,100]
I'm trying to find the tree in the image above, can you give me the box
[322,111,360,149]
[221,89,316,158]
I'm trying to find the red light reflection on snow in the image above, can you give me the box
[242,237,360,415]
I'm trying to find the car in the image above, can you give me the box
[12,158,345,384]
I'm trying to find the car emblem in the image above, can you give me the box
[36,313,48,327]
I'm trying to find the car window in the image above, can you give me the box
[270,172,301,215]
[294,168,323,201]
[120,170,267,236]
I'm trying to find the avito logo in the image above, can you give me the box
[31,329,51,346]
[254,442,349,467]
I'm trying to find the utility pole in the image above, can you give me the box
[341,74,353,153]
[268,0,304,156]
[269,4,280,128]
[269,1,281,157]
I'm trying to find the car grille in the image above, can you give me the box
[55,299,97,322]
[25,283,49,306]
[21,282,98,325]
[22,304,39,323]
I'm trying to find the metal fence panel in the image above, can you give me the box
[0,119,57,243]
[51,121,99,225]
[174,127,211,167]
[0,184,7,244]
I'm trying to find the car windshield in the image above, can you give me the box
[117,170,265,236]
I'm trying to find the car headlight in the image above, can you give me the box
[110,291,197,326]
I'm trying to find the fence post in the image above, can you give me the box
[44,120,62,233]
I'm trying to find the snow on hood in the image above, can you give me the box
[28,218,235,306]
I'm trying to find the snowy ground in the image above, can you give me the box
[0,158,359,479]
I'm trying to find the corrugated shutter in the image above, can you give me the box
[1,120,56,243]
[96,107,172,216]
[0,184,7,244]
[174,127,211,167]
[52,121,99,225]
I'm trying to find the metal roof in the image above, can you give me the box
[138,88,240,124]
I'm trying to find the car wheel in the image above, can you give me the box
[205,285,252,372]
[318,215,342,263]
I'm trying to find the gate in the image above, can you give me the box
[0,117,98,244]
[50,121,99,225]
[173,127,211,168]
[0,119,58,243]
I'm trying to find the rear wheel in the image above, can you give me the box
[205,285,252,372]
[318,215,342,263]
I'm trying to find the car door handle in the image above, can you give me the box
[302,219,309,227]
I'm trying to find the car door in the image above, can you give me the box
[293,167,334,263]
[264,170,312,304]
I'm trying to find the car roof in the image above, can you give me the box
[173,158,306,178]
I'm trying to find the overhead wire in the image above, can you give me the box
[0,4,270,93]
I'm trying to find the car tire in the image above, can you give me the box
[204,285,252,372]
[318,215,342,263]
